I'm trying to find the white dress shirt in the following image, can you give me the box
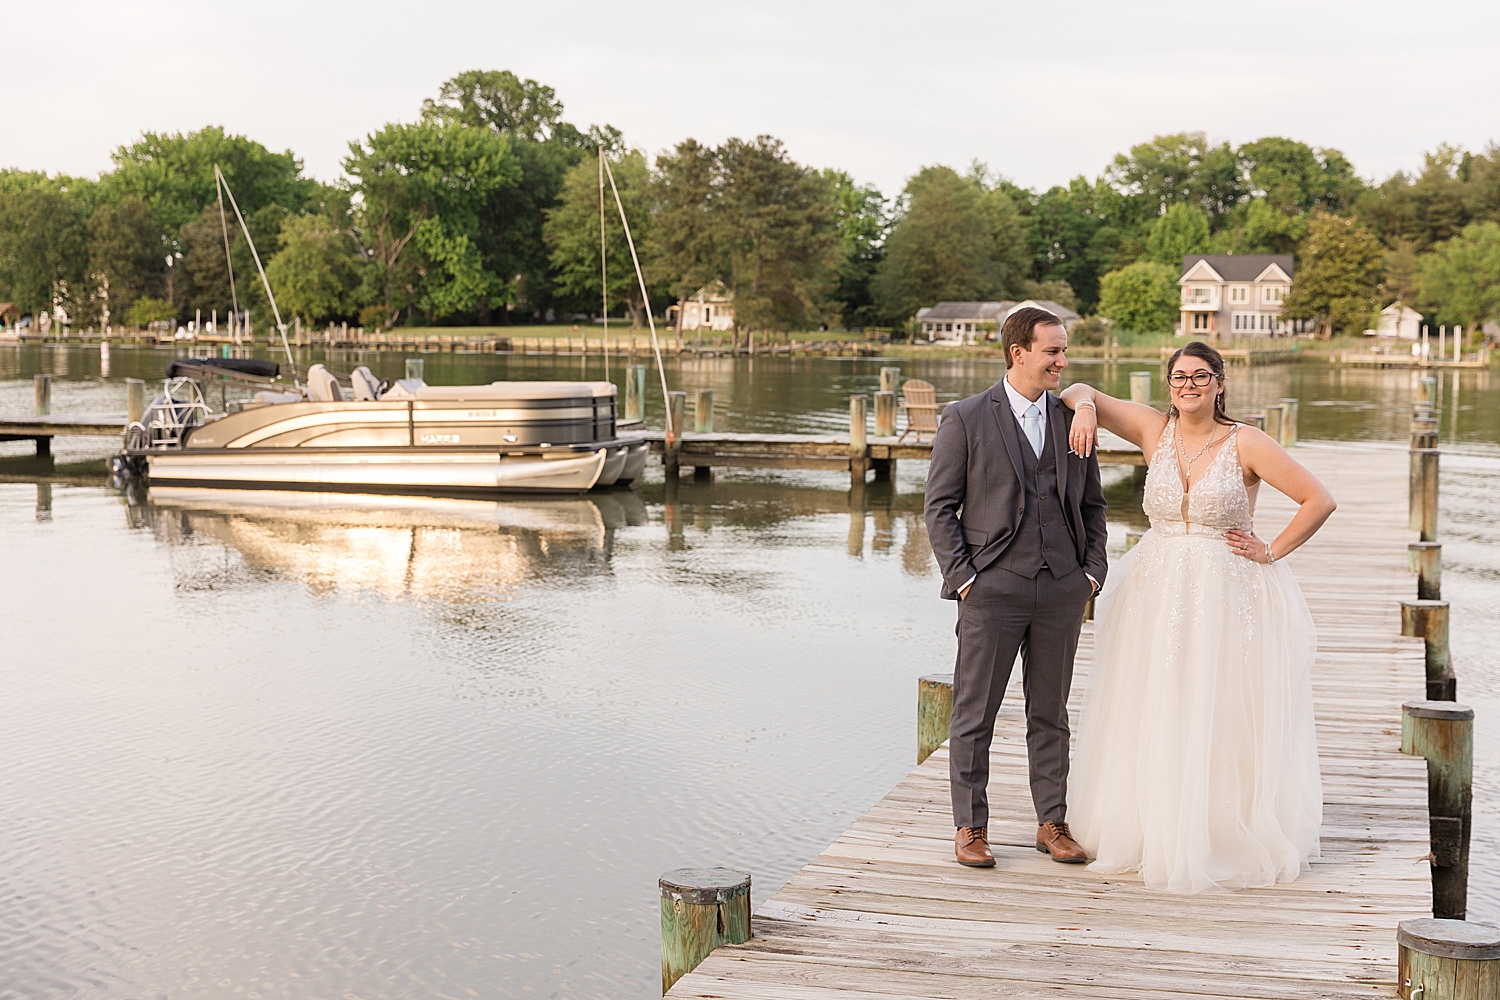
[958,378,1097,598]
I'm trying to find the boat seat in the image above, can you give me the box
[307,364,344,402]
[351,366,381,401]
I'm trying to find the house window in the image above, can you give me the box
[965,323,973,332]
[1263,285,1284,303]
[1185,286,1214,305]
[1229,286,1248,304]
[705,306,712,321]
[1232,312,1254,332]
[945,323,952,332]
[1192,313,1210,331]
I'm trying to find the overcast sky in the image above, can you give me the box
[4,0,1497,196]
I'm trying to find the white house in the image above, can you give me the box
[916,299,1081,345]
[1376,302,1422,340]
[1178,254,1301,338]
[666,280,735,332]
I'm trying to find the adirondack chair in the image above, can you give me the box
[898,379,940,442]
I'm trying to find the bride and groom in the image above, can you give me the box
[924,307,1337,893]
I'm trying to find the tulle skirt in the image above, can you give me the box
[1066,526,1323,893]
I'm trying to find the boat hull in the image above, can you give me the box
[146,446,615,495]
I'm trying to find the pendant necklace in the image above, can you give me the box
[1178,423,1222,487]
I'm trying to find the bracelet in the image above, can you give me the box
[1075,399,1096,411]
[1265,540,1276,565]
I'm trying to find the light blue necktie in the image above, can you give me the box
[1023,403,1043,457]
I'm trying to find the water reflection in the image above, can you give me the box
[140,488,648,600]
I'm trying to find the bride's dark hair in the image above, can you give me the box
[1166,341,1236,426]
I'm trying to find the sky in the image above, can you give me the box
[3,0,1498,197]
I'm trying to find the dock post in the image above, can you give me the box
[624,365,646,422]
[873,391,897,437]
[917,674,954,765]
[1125,527,1144,552]
[693,389,714,433]
[1277,398,1298,446]
[1416,375,1437,407]
[1416,446,1440,539]
[1402,600,1456,701]
[1401,701,1474,921]
[1397,918,1498,998]
[1409,542,1442,599]
[879,366,900,394]
[1246,413,1265,430]
[1262,403,1284,445]
[34,373,51,415]
[665,391,685,479]
[849,394,868,487]
[126,379,147,425]
[660,868,751,994]
[405,358,424,382]
[1129,371,1151,404]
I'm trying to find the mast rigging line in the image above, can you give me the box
[601,151,673,441]
[213,164,297,383]
[598,149,609,383]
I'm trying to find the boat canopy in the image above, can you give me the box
[167,357,282,380]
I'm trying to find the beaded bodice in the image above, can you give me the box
[1142,418,1255,538]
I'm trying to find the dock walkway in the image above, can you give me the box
[669,443,1431,998]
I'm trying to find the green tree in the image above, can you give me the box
[1380,237,1422,306]
[1419,221,1500,330]
[265,213,368,324]
[86,196,166,326]
[0,186,88,317]
[543,150,654,326]
[1097,261,1179,334]
[873,166,1026,322]
[1239,137,1362,214]
[1024,176,1133,314]
[716,136,842,331]
[1107,133,1245,228]
[126,296,177,327]
[102,126,314,233]
[1357,145,1471,251]
[651,138,724,307]
[1280,211,1384,336]
[1145,203,1210,267]
[824,169,888,328]
[345,119,520,324]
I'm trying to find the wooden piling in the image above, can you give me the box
[624,365,646,422]
[1401,701,1474,920]
[1262,403,1284,444]
[1402,600,1455,701]
[1397,918,1498,998]
[34,374,51,415]
[405,358,424,382]
[1410,542,1442,600]
[849,394,868,487]
[917,673,954,765]
[1416,448,1439,542]
[1277,398,1298,446]
[1416,375,1437,407]
[665,391,685,478]
[879,366,900,395]
[125,379,146,424]
[1246,412,1266,430]
[1129,371,1151,404]
[694,389,714,433]
[873,391,897,437]
[659,868,751,994]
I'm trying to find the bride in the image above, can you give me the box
[1059,341,1336,893]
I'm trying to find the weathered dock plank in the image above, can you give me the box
[669,443,1431,998]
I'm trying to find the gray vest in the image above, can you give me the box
[995,407,1079,579]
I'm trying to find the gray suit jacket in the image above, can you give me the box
[924,381,1109,600]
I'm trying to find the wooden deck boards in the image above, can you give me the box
[670,443,1431,999]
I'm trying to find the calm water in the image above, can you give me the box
[1,344,1497,998]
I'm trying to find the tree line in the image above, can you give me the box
[2,69,1498,338]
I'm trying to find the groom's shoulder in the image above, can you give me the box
[949,383,1002,419]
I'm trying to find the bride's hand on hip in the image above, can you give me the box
[1068,405,1099,457]
[1225,528,1272,563]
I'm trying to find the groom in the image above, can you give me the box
[924,306,1108,867]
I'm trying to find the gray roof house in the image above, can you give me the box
[917,300,1081,345]
[1178,254,1305,338]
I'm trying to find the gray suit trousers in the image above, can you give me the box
[949,563,1092,829]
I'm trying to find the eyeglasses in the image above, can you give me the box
[1167,371,1220,388]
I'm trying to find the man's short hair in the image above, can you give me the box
[1001,306,1064,368]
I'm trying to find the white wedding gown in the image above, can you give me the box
[1066,419,1323,892]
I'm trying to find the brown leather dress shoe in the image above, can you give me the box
[1035,821,1087,863]
[955,826,995,867]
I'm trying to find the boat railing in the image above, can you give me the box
[136,377,211,451]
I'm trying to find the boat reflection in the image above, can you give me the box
[141,487,647,600]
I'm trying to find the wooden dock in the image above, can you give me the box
[668,443,1434,999]
[0,414,127,455]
